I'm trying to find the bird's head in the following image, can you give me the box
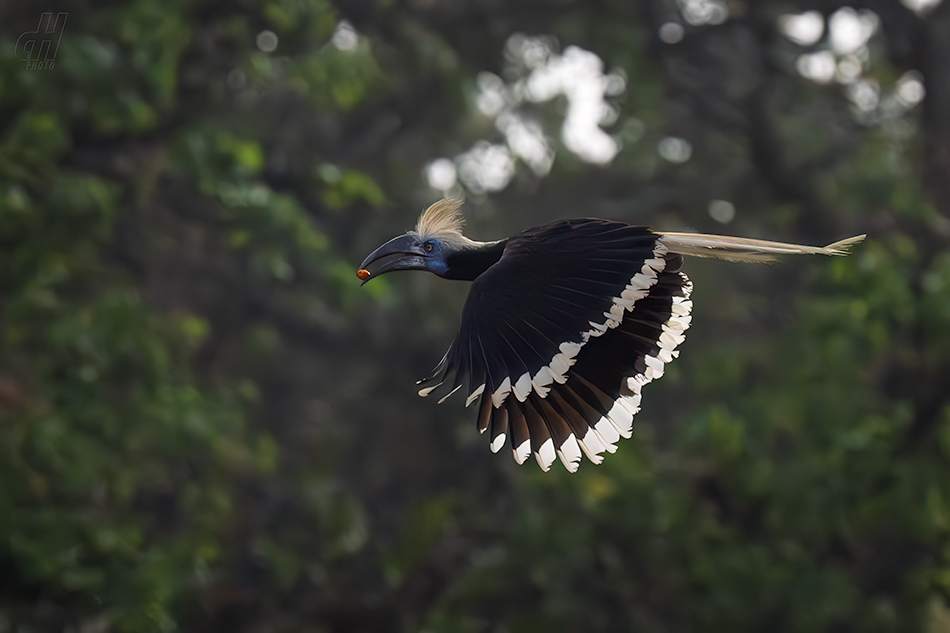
[358,198,495,284]
[357,232,451,283]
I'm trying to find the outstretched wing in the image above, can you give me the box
[416,219,693,472]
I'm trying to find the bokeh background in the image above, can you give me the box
[2,0,950,631]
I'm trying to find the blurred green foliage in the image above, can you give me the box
[2,0,950,632]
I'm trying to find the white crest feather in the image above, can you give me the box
[415,198,466,242]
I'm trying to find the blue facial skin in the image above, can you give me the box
[421,239,450,277]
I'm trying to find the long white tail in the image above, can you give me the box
[657,232,866,263]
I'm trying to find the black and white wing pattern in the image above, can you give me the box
[416,219,693,472]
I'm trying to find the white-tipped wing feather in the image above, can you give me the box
[658,232,866,263]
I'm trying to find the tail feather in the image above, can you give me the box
[657,232,866,263]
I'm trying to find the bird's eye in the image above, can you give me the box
[424,241,434,253]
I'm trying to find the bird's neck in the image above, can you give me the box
[441,239,508,281]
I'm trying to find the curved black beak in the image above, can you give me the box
[357,234,427,285]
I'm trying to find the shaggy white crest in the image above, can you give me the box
[414,198,466,243]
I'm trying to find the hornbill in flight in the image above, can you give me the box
[358,199,864,473]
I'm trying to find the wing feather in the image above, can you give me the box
[417,219,696,470]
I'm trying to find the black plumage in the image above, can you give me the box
[358,199,864,472]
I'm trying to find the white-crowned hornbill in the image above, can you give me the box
[358,199,864,473]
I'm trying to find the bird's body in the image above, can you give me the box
[358,199,864,472]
